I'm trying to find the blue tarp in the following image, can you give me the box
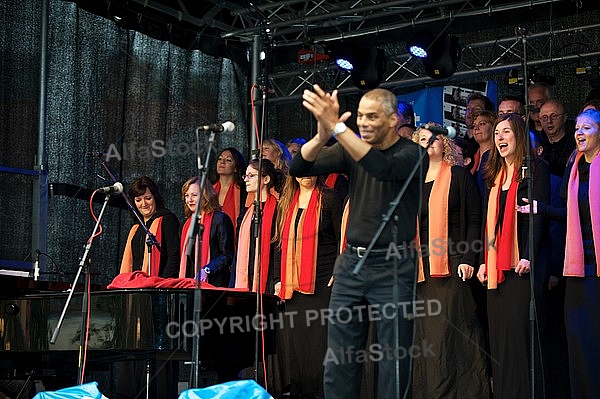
[33,382,106,399]
[178,380,272,399]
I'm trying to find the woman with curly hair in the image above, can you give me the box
[477,113,550,399]
[274,173,341,397]
[179,177,234,287]
[411,125,490,398]
[262,138,292,174]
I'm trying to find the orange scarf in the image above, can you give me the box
[416,161,452,282]
[564,152,600,277]
[470,148,482,175]
[120,217,163,277]
[484,168,520,289]
[215,181,240,231]
[179,212,214,279]
[339,200,350,255]
[279,189,322,299]
[235,194,277,293]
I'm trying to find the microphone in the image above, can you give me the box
[421,123,457,139]
[33,249,40,281]
[197,121,235,133]
[95,182,124,194]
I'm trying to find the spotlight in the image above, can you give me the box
[351,47,386,90]
[333,46,386,89]
[336,57,354,71]
[407,29,435,58]
[422,35,461,80]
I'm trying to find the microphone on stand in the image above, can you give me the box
[95,182,124,194]
[196,121,236,133]
[421,123,457,139]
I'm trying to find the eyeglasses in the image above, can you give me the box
[242,174,258,180]
[540,113,565,122]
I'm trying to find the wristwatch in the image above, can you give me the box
[333,122,347,137]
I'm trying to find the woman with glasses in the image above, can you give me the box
[477,113,550,399]
[179,177,234,287]
[231,159,285,294]
[412,126,490,398]
[213,147,247,233]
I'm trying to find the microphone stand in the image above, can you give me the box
[351,138,429,399]
[49,192,112,384]
[518,26,541,399]
[50,159,162,386]
[188,126,217,388]
[251,84,270,386]
[248,5,271,385]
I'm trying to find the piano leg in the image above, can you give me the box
[109,358,179,399]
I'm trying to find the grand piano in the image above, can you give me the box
[0,282,279,398]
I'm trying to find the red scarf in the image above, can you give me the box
[325,173,339,188]
[215,181,240,231]
[484,167,520,289]
[120,217,163,277]
[279,189,322,300]
[179,212,214,279]
[564,152,600,277]
[416,161,452,282]
[235,194,277,293]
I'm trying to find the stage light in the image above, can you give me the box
[333,46,386,89]
[351,47,387,90]
[407,29,434,58]
[422,35,461,80]
[336,57,354,71]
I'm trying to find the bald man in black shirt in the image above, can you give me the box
[290,85,427,399]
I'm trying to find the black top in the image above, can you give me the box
[131,208,180,278]
[540,127,576,177]
[182,211,234,287]
[571,160,596,274]
[420,166,482,269]
[290,137,428,247]
[481,158,551,265]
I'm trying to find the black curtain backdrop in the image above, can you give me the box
[1,1,249,285]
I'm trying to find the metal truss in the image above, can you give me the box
[266,22,600,104]
[88,0,599,103]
